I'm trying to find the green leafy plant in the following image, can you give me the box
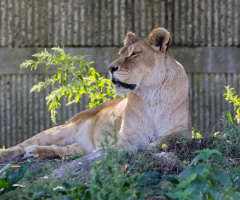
[20,47,116,124]
[116,148,240,200]
[209,113,240,158]
[165,149,240,200]
[122,148,240,200]
[225,111,239,135]
[224,86,240,124]
[0,161,31,195]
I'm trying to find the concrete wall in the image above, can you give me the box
[0,0,240,147]
[0,0,239,47]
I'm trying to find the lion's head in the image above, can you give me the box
[108,28,171,95]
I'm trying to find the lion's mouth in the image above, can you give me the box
[112,78,136,90]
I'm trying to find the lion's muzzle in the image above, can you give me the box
[112,77,136,90]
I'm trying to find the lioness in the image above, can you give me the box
[0,28,191,162]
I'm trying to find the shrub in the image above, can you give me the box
[20,47,116,124]
[224,86,240,124]
[165,149,240,200]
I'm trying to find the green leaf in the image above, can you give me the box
[178,163,211,179]
[54,100,58,108]
[160,175,179,185]
[192,149,221,163]
[38,86,41,92]
[0,178,10,189]
[75,95,80,103]
[84,66,89,73]
[58,69,62,79]
[227,111,234,124]
[83,85,87,92]
[137,171,161,187]
[0,163,13,174]
[30,85,40,93]
[178,168,196,179]
[176,173,197,189]
[188,178,211,196]
[95,74,99,81]
[165,188,197,200]
[77,74,83,80]
[209,169,232,189]
[49,102,53,111]
[212,154,230,167]
[189,154,202,166]
[6,161,31,185]
[94,161,101,169]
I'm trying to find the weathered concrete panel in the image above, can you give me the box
[0,47,240,74]
[0,0,239,47]
[0,47,118,74]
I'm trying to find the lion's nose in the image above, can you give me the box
[108,65,119,74]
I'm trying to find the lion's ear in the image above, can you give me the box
[123,32,138,45]
[148,28,170,52]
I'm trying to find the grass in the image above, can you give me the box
[0,161,81,200]
[1,114,240,199]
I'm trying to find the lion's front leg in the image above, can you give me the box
[0,147,24,162]
[24,143,86,160]
[0,124,78,162]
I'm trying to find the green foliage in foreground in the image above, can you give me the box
[0,161,31,195]
[1,116,240,199]
[20,47,116,124]
[165,149,240,200]
[2,138,240,199]
[51,148,240,200]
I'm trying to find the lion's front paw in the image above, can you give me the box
[0,149,20,162]
[24,145,40,159]
[24,145,56,160]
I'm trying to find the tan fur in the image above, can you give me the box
[123,32,138,45]
[148,28,170,51]
[0,28,191,162]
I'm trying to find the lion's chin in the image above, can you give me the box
[112,78,136,90]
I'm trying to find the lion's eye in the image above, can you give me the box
[130,52,140,58]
